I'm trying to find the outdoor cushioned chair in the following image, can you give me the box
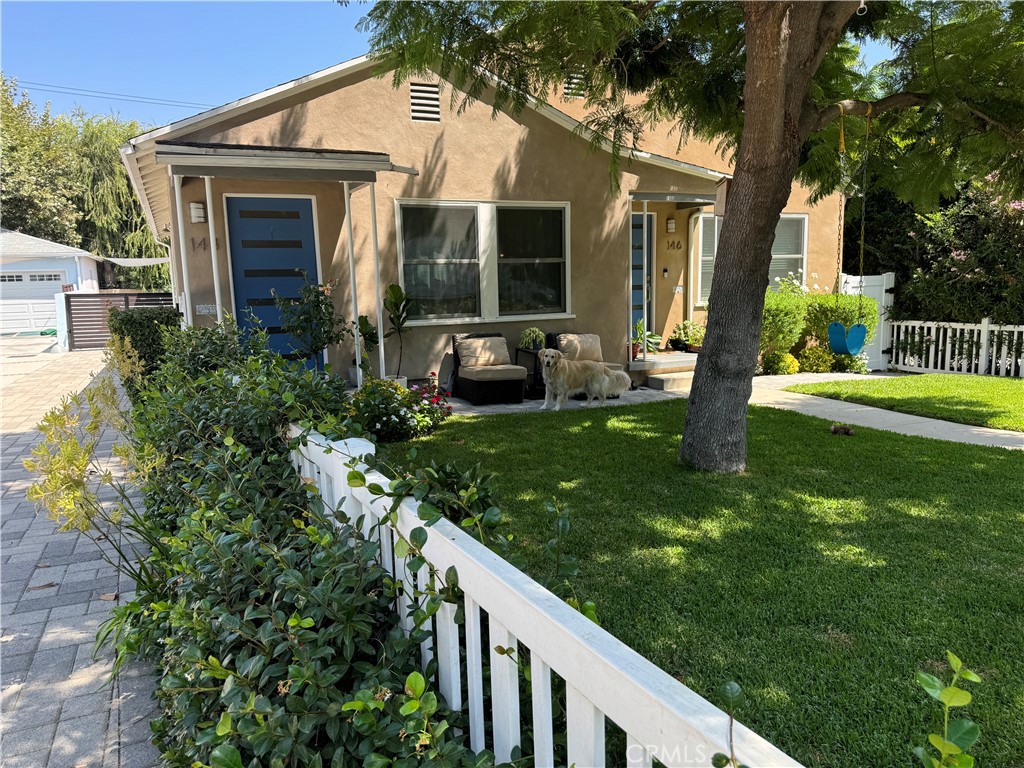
[452,333,527,405]
[544,332,625,371]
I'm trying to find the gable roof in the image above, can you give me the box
[0,229,98,261]
[122,54,727,237]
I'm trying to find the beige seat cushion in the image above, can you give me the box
[458,364,528,382]
[558,333,604,362]
[456,337,512,367]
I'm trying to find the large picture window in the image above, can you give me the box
[400,205,480,319]
[399,201,570,322]
[497,207,566,315]
[698,213,807,303]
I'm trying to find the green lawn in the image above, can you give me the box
[398,401,1024,768]
[786,373,1024,432]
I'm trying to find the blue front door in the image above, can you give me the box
[631,213,655,331]
[226,197,319,363]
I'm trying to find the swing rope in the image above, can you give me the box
[856,104,872,323]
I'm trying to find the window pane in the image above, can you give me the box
[498,262,565,315]
[772,217,804,256]
[497,208,564,260]
[497,207,566,315]
[700,216,719,303]
[401,205,480,318]
[768,257,803,287]
[401,205,478,262]
[403,263,480,318]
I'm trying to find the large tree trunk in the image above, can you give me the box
[680,1,856,472]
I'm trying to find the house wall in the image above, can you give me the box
[174,69,719,379]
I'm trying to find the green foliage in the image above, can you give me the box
[831,352,870,374]
[712,681,752,768]
[804,293,879,348]
[797,345,835,373]
[631,317,662,352]
[155,317,255,382]
[1,75,81,244]
[107,306,181,397]
[672,320,706,346]
[276,278,351,368]
[348,378,452,443]
[0,75,169,289]
[518,327,545,350]
[760,288,808,358]
[761,351,800,376]
[913,652,983,768]
[383,283,412,376]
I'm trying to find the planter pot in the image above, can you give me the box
[686,344,702,353]
[386,375,408,389]
[631,342,642,360]
[668,338,686,352]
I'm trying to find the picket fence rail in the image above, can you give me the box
[288,426,803,768]
[890,318,1024,377]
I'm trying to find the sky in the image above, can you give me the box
[1,1,373,128]
[2,2,896,131]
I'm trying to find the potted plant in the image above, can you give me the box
[382,283,412,387]
[685,321,706,353]
[519,327,545,350]
[668,324,687,352]
[631,318,662,359]
[275,277,351,372]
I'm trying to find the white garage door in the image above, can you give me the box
[0,271,66,331]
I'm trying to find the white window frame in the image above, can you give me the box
[396,198,574,326]
[695,212,808,306]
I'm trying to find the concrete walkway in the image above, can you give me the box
[453,371,1023,451]
[1,342,160,768]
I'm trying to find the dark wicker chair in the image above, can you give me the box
[452,333,526,405]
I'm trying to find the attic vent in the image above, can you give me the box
[563,74,586,100]
[410,82,441,122]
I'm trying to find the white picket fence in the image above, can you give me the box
[891,318,1024,377]
[288,426,803,768]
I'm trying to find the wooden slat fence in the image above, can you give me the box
[65,292,174,350]
[891,318,1024,377]
[289,426,804,768]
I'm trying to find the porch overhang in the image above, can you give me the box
[122,139,418,239]
[629,192,716,210]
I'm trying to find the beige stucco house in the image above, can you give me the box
[122,54,841,380]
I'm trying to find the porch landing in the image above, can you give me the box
[628,351,698,374]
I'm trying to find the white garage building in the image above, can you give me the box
[0,229,102,333]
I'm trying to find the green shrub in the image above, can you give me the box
[798,345,835,373]
[832,353,870,374]
[804,293,879,347]
[107,306,181,374]
[762,351,800,375]
[760,289,808,357]
[156,316,254,381]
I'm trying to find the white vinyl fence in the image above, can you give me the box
[890,319,1024,377]
[289,426,803,768]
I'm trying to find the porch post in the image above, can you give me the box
[343,181,362,387]
[203,176,224,323]
[172,172,194,325]
[369,182,387,379]
[642,199,649,362]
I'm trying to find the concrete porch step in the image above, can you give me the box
[628,351,699,374]
[647,371,695,392]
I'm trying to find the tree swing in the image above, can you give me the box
[827,103,872,356]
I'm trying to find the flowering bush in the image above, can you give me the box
[762,351,800,376]
[798,345,835,373]
[349,375,452,443]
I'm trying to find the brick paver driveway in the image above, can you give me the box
[1,338,160,768]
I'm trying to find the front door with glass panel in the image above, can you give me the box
[226,197,319,365]
[631,213,655,332]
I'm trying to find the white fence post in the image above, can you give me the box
[979,317,991,374]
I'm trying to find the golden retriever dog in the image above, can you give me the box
[538,348,632,410]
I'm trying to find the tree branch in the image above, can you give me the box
[811,92,930,132]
